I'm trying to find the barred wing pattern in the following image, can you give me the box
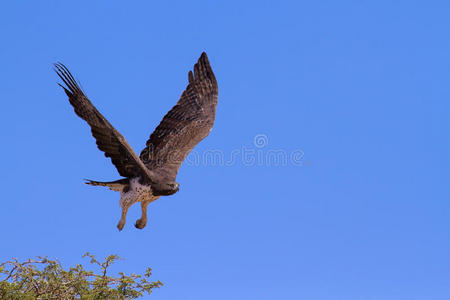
[54,63,154,181]
[140,52,218,181]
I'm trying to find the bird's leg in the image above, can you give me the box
[117,206,129,231]
[135,200,151,229]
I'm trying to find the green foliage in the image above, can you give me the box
[0,253,162,299]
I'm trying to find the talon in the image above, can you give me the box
[135,219,147,229]
[117,220,125,231]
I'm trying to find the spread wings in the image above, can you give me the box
[139,52,218,181]
[54,63,155,181]
[55,52,218,183]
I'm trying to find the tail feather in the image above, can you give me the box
[84,179,129,192]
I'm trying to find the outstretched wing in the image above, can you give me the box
[54,63,155,181]
[139,52,218,181]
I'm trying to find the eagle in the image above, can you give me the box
[54,52,218,230]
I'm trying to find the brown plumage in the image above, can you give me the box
[54,52,218,230]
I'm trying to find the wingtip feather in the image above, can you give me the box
[54,62,85,96]
[199,52,209,64]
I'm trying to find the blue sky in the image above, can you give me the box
[1,1,449,299]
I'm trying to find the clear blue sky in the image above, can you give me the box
[1,1,449,299]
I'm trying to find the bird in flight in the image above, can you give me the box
[54,52,218,230]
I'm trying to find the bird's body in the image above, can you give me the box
[54,52,218,230]
[85,178,160,229]
[117,178,157,210]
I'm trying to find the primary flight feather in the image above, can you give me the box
[54,52,218,230]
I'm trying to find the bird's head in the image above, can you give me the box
[152,181,180,196]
